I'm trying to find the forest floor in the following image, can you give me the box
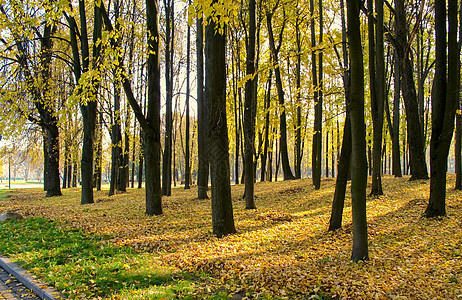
[0,175,461,299]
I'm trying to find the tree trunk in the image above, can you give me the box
[311,0,321,188]
[370,0,385,195]
[144,0,163,215]
[266,11,295,180]
[261,70,272,182]
[196,16,209,199]
[295,12,302,179]
[329,0,350,231]
[426,0,457,217]
[392,49,402,177]
[205,12,236,237]
[244,0,257,209]
[347,0,369,261]
[395,0,428,180]
[185,9,191,190]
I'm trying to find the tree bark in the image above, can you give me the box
[311,0,321,188]
[162,0,174,196]
[266,10,295,180]
[426,0,457,217]
[205,12,236,237]
[261,70,272,182]
[329,0,350,231]
[196,16,209,199]
[392,49,402,177]
[347,0,369,261]
[185,8,191,190]
[370,0,385,195]
[244,0,257,209]
[395,0,428,180]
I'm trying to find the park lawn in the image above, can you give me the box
[0,175,461,299]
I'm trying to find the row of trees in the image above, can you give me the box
[0,0,460,260]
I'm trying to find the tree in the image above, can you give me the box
[311,0,321,188]
[395,0,428,180]
[266,5,295,181]
[329,0,350,231]
[370,0,385,196]
[425,0,457,217]
[347,0,369,261]
[205,1,236,237]
[196,16,209,199]
[243,0,257,209]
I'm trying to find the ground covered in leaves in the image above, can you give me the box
[0,175,461,299]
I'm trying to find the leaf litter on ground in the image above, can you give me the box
[0,175,461,299]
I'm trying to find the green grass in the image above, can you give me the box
[0,218,200,299]
[0,190,10,201]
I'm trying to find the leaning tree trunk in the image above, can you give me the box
[329,0,350,231]
[205,9,236,237]
[266,11,295,181]
[347,0,369,262]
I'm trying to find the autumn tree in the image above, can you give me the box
[205,0,236,237]
[425,0,458,217]
[243,0,257,209]
[347,0,368,261]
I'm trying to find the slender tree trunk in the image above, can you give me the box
[162,0,174,196]
[196,16,209,199]
[347,0,369,261]
[244,0,257,209]
[392,50,402,177]
[370,0,385,195]
[205,11,236,237]
[266,11,295,180]
[329,0,350,231]
[311,0,321,188]
[295,12,302,179]
[185,8,191,189]
[144,0,163,215]
[261,70,272,182]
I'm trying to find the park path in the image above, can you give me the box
[0,267,40,300]
[0,256,63,300]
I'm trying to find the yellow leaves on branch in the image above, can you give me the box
[188,0,238,30]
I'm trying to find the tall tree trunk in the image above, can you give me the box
[295,11,302,179]
[347,0,369,261]
[94,111,103,191]
[244,0,257,209]
[311,0,320,188]
[455,3,462,190]
[370,0,385,195]
[395,0,428,180]
[185,7,191,190]
[266,10,295,180]
[109,83,123,196]
[79,0,101,204]
[205,10,236,237]
[261,70,272,182]
[329,0,350,231]
[196,16,209,199]
[392,50,402,177]
[426,0,457,217]
[162,0,174,196]
[144,0,163,215]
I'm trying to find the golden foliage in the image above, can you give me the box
[1,175,462,298]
